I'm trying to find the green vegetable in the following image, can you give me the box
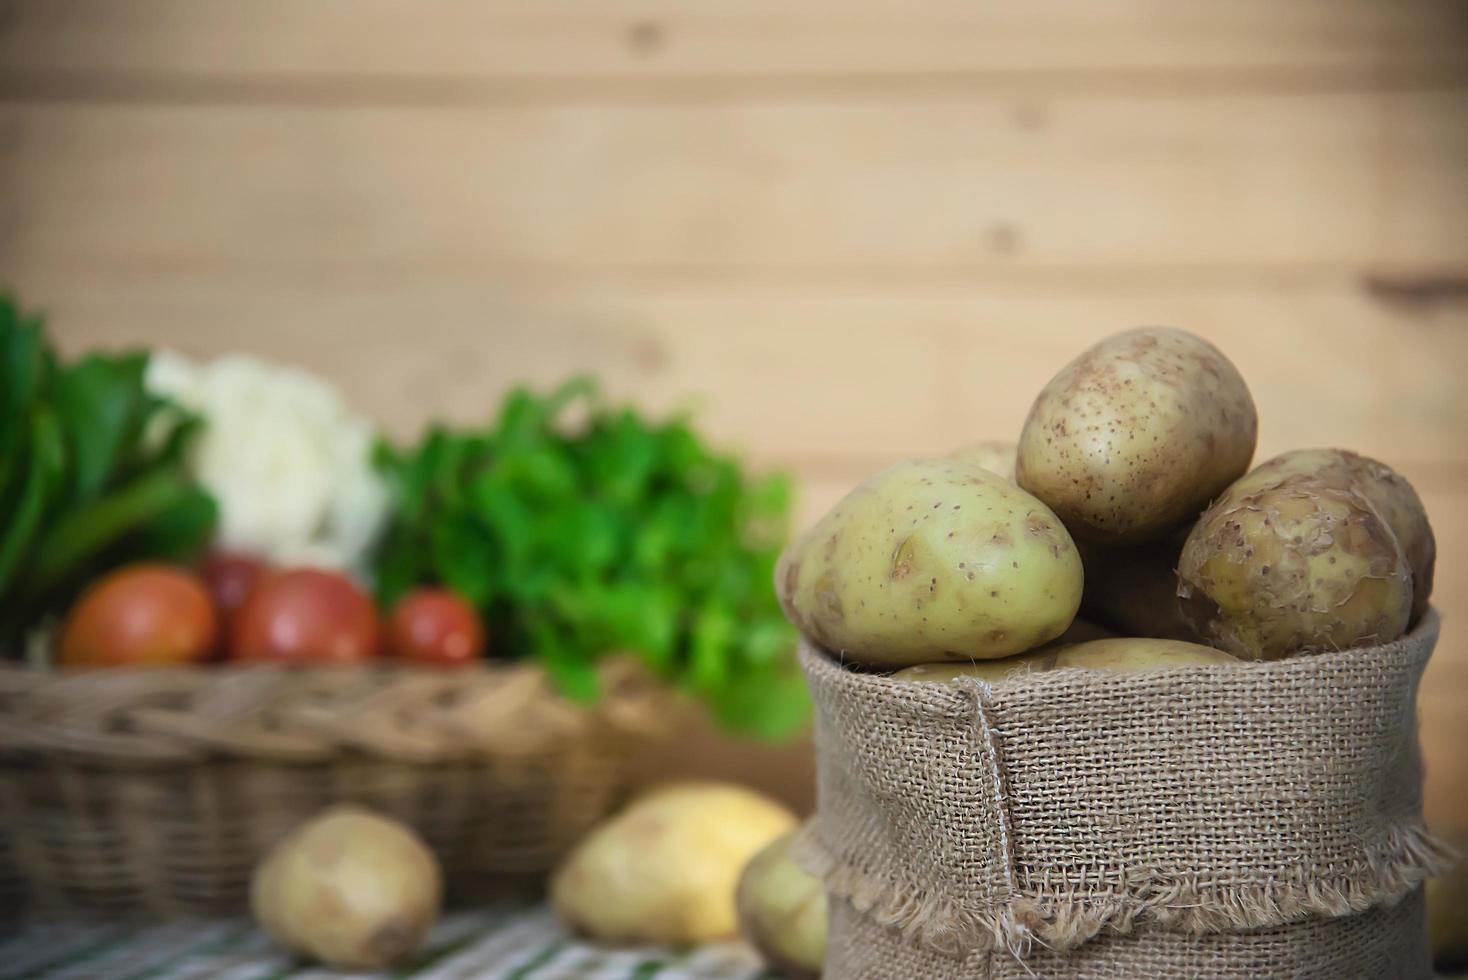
[0,294,217,653]
[373,379,806,739]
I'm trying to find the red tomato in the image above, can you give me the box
[389,588,485,667]
[231,568,379,664]
[60,564,218,667]
[201,551,268,619]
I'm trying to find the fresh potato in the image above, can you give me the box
[1243,449,1435,623]
[1076,534,1197,641]
[1049,617,1118,646]
[889,619,1114,683]
[251,806,441,970]
[737,830,826,979]
[893,636,1239,683]
[776,458,1083,667]
[552,783,797,945]
[1046,637,1240,670]
[947,439,1015,481]
[894,660,1018,683]
[1016,327,1257,544]
[1177,469,1412,660]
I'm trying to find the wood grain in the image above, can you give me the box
[1,0,1465,824]
[1413,486,1468,832]
[3,94,1463,276]
[1380,90,1468,269]
[18,274,1467,470]
[1,0,1463,83]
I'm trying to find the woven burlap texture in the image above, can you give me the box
[824,888,1432,980]
[797,610,1450,959]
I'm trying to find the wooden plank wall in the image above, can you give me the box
[2,0,1467,823]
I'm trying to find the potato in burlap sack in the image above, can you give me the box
[796,614,1450,979]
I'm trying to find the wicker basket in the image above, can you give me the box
[0,657,661,919]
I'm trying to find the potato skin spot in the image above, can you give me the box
[814,573,844,627]
[890,536,917,581]
[781,558,801,604]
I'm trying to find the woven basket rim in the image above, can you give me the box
[0,654,665,766]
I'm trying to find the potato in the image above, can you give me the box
[1244,448,1435,623]
[251,806,441,969]
[1076,534,1197,641]
[1016,327,1257,544]
[893,637,1239,683]
[1049,617,1118,646]
[947,439,1015,481]
[776,458,1083,667]
[890,619,1113,683]
[1047,637,1240,670]
[1177,469,1412,660]
[737,830,827,979]
[552,783,797,945]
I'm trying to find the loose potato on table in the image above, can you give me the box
[552,783,797,946]
[893,636,1239,683]
[1016,327,1257,544]
[1177,467,1412,660]
[737,830,827,979]
[251,806,442,970]
[1243,448,1435,622]
[947,439,1016,481]
[776,458,1084,667]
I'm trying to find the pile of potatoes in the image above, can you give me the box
[546,328,1439,980]
[779,326,1436,676]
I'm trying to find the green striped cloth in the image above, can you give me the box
[0,907,780,980]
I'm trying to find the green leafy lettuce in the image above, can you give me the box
[372,378,808,740]
[0,294,217,652]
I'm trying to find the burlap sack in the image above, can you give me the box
[825,889,1432,980]
[798,610,1450,970]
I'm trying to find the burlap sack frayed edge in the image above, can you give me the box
[794,827,995,956]
[823,888,1435,980]
[796,610,1454,958]
[795,821,1455,959]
